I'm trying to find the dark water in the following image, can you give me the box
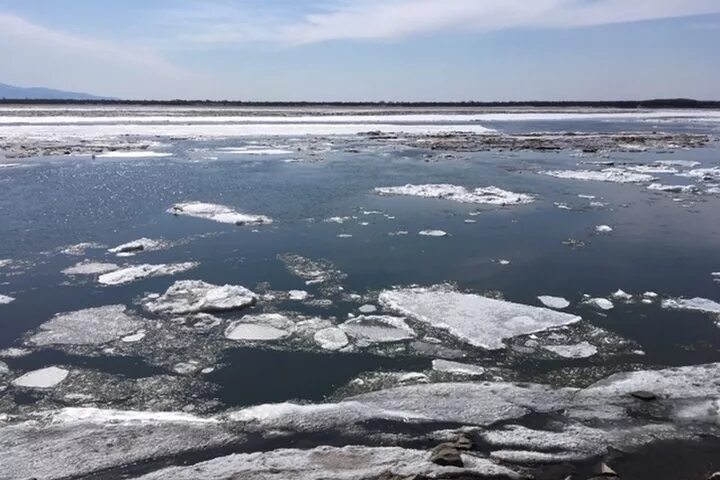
[1,118,719,408]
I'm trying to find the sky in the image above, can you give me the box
[0,0,719,101]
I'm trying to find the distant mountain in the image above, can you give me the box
[0,82,110,100]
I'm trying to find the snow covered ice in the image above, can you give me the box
[375,184,534,205]
[11,366,69,388]
[98,262,198,286]
[541,168,655,183]
[169,202,272,226]
[143,280,257,315]
[379,285,582,350]
[537,296,570,309]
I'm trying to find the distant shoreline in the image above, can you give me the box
[1,99,720,108]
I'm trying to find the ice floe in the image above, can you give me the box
[108,237,170,255]
[169,202,272,226]
[583,297,614,310]
[132,445,520,480]
[224,314,294,341]
[595,225,613,233]
[96,151,172,158]
[661,297,720,315]
[647,183,697,193]
[218,146,294,155]
[358,304,377,314]
[537,296,570,309]
[98,262,198,286]
[143,280,257,315]
[541,168,655,183]
[418,229,448,237]
[379,285,582,350]
[12,366,69,388]
[340,315,416,346]
[432,359,486,377]
[62,261,120,276]
[58,242,105,256]
[543,341,598,359]
[27,305,145,346]
[313,328,350,351]
[287,290,309,301]
[375,184,534,206]
[0,294,15,304]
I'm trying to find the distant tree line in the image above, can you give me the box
[1,98,719,108]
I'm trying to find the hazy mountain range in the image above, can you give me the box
[0,82,109,100]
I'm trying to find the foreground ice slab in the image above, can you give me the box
[143,280,257,315]
[375,184,534,206]
[98,262,198,286]
[133,445,520,480]
[169,202,272,226]
[11,366,69,388]
[27,305,145,346]
[380,286,582,350]
[340,315,416,346]
[224,314,294,341]
[541,168,655,183]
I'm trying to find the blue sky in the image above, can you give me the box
[0,0,719,100]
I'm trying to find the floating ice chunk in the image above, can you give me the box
[224,314,294,341]
[580,362,720,399]
[677,167,720,180]
[98,262,198,286]
[0,294,15,304]
[97,151,172,158]
[173,361,201,374]
[388,230,409,236]
[584,298,614,310]
[28,305,145,346]
[218,147,294,155]
[627,165,679,174]
[169,202,272,226]
[375,184,534,206]
[541,168,655,183]
[648,183,697,193]
[314,328,349,350]
[325,216,351,224]
[358,304,377,314]
[537,296,570,309]
[0,360,8,375]
[108,237,169,254]
[12,366,69,388]
[143,280,257,315]
[595,225,613,233]
[543,342,598,359]
[59,242,105,256]
[578,194,596,200]
[419,229,447,237]
[432,359,486,377]
[661,297,720,315]
[658,160,700,168]
[131,445,521,480]
[0,347,30,357]
[464,219,477,223]
[0,259,13,268]
[337,234,353,238]
[379,286,581,350]
[278,254,346,290]
[340,315,416,345]
[121,330,146,343]
[497,259,511,265]
[611,290,633,301]
[288,290,309,301]
[62,261,120,276]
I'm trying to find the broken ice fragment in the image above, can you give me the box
[98,262,198,286]
[661,297,720,315]
[287,290,309,301]
[143,280,257,315]
[419,230,448,237]
[314,328,349,351]
[543,342,598,359]
[28,305,144,346]
[12,366,69,388]
[0,294,15,304]
[62,261,120,276]
[108,238,169,255]
[541,168,655,183]
[584,298,614,310]
[375,184,534,206]
[537,296,570,309]
[340,315,416,346]
[169,202,272,226]
[380,286,581,350]
[595,225,613,233]
[432,359,486,377]
[224,314,294,341]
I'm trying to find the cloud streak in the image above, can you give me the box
[172,0,720,46]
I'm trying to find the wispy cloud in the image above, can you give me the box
[0,13,205,98]
[169,0,720,46]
